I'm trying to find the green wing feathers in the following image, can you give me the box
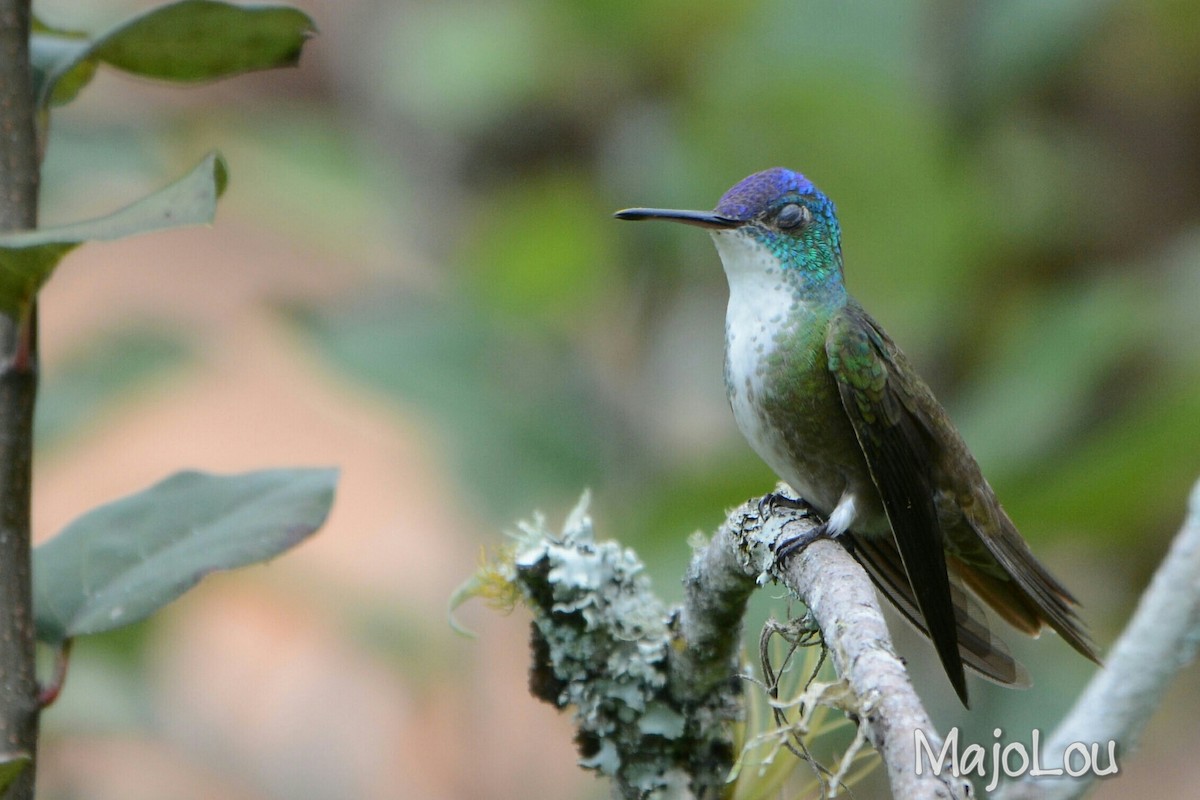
[827,301,1099,698]
[826,301,968,703]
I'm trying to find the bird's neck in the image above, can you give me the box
[710,228,846,312]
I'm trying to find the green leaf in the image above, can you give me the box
[30,17,94,107]
[33,1,316,107]
[33,467,338,644]
[0,754,30,793]
[0,151,227,314]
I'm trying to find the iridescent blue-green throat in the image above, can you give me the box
[616,168,1099,707]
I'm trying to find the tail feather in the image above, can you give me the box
[963,512,1100,664]
[844,532,1031,688]
[950,557,1042,636]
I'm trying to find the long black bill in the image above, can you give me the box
[613,208,741,229]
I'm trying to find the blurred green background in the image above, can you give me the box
[26,0,1200,798]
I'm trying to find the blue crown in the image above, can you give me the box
[714,168,819,220]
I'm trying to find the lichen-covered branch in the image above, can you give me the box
[673,519,758,701]
[998,476,1200,800]
[508,497,746,799]
[486,488,969,800]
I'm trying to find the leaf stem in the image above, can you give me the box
[36,639,73,710]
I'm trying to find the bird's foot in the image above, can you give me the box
[756,491,812,521]
[773,522,831,563]
[756,493,827,564]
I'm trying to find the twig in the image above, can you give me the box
[729,494,970,799]
[998,476,1200,800]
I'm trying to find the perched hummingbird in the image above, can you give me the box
[616,168,1099,705]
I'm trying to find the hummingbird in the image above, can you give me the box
[615,167,1099,705]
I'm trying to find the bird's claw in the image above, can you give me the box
[773,522,831,563]
[756,491,810,521]
[755,493,827,565]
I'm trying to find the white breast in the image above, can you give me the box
[707,229,881,533]
[710,230,813,489]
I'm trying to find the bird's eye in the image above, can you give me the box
[776,203,811,230]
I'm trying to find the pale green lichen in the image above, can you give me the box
[469,491,873,799]
[501,493,738,798]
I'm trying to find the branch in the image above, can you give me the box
[0,0,38,231]
[998,476,1200,800]
[490,489,969,800]
[734,493,970,800]
[674,513,758,700]
[504,496,748,799]
[0,2,42,798]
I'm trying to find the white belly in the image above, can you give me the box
[711,228,884,533]
[715,232,839,510]
[724,298,843,511]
